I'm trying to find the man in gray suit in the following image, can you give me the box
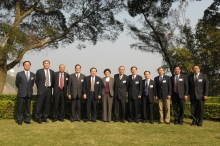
[68,64,85,122]
[15,61,35,125]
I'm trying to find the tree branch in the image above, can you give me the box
[6,38,51,70]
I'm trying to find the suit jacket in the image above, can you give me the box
[142,79,156,103]
[35,68,54,95]
[102,77,114,97]
[171,74,188,99]
[188,73,208,101]
[15,71,35,98]
[53,71,69,96]
[154,75,172,99]
[127,75,142,99]
[68,73,85,98]
[113,74,128,100]
[83,75,102,99]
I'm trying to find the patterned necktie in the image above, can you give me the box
[60,73,63,89]
[26,71,29,81]
[174,75,178,92]
[45,69,49,87]
[145,80,149,96]
[91,77,94,92]
[194,74,198,82]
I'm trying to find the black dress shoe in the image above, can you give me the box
[135,120,139,124]
[37,119,42,124]
[24,121,31,124]
[42,119,48,122]
[142,120,147,123]
[18,121,22,125]
[92,120,97,122]
[197,123,202,126]
[77,119,81,122]
[179,122,183,125]
[165,122,170,124]
[158,122,163,124]
[174,121,178,125]
[121,120,125,123]
[60,119,64,122]
[191,121,197,126]
[52,119,57,122]
[150,121,154,124]
[84,119,89,123]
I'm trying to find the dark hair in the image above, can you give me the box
[130,66,137,70]
[90,67,97,72]
[104,68,111,74]
[192,65,200,69]
[43,60,50,64]
[157,67,164,71]
[75,64,81,69]
[23,61,31,66]
[173,65,181,70]
[144,71,150,74]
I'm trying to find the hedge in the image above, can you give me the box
[0,94,220,120]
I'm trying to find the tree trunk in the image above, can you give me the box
[0,54,8,94]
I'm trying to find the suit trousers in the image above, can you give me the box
[17,96,31,122]
[128,97,140,122]
[142,95,154,122]
[114,96,126,121]
[85,92,98,121]
[70,95,81,121]
[35,87,52,120]
[102,93,113,121]
[158,98,170,123]
[53,88,66,120]
[190,99,204,124]
[172,92,185,123]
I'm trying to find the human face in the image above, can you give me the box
[43,61,50,69]
[131,67,137,75]
[59,65,65,73]
[158,68,164,76]
[90,69,96,77]
[144,72,150,80]
[193,66,200,74]
[23,62,31,71]
[174,67,181,75]
[75,65,81,73]
[105,71,110,77]
[119,67,125,75]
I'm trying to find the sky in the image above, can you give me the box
[11,0,214,79]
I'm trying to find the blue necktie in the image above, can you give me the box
[145,80,148,96]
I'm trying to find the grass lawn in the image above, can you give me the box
[0,118,219,146]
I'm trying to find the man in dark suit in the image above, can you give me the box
[15,61,35,125]
[141,71,156,124]
[127,66,142,123]
[114,66,128,123]
[52,64,69,122]
[83,67,102,122]
[68,64,85,122]
[154,67,172,124]
[171,66,188,125]
[35,60,54,124]
[188,65,208,126]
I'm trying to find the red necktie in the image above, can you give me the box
[60,73,64,89]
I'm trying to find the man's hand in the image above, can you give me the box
[138,95,141,99]
[184,95,188,100]
[167,95,171,99]
[83,94,87,99]
[68,95,71,100]
[98,95,101,99]
[155,96,158,100]
[204,96,208,100]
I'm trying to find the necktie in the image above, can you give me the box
[26,71,29,81]
[159,76,163,82]
[145,80,149,96]
[76,74,79,80]
[45,69,49,87]
[174,75,178,93]
[194,74,198,82]
[60,73,63,89]
[132,75,135,80]
[119,75,122,80]
[91,77,94,92]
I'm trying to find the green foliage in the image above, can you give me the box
[0,94,219,120]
